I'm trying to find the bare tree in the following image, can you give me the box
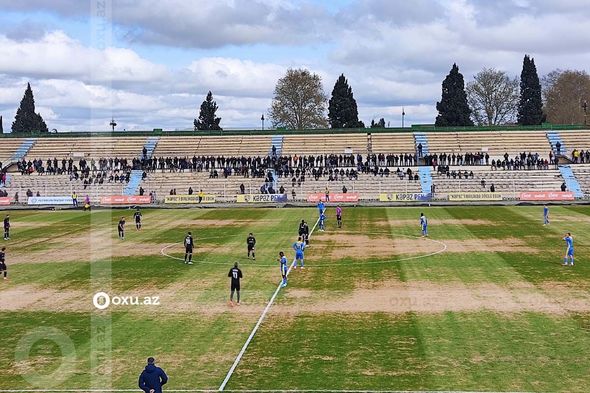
[269,68,328,130]
[544,70,590,125]
[466,68,519,126]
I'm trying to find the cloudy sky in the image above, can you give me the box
[0,0,589,132]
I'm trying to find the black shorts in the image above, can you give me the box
[337,215,342,220]
[135,219,141,224]
[185,246,193,253]
[0,262,6,271]
[247,244,254,251]
[231,282,240,291]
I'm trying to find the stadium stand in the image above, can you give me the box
[3,130,590,202]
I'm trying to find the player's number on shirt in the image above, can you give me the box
[232,271,239,279]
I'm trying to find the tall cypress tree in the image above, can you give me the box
[12,83,48,133]
[194,91,222,131]
[328,74,361,128]
[435,63,473,127]
[517,55,543,125]
[0,116,3,134]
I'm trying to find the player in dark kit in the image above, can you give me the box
[3,214,10,240]
[246,233,256,260]
[118,217,125,239]
[298,219,310,245]
[184,232,194,265]
[134,209,142,230]
[0,247,7,280]
[228,262,243,305]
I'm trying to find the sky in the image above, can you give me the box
[0,0,589,132]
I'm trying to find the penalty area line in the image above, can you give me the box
[217,218,320,391]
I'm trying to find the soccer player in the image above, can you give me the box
[278,251,288,287]
[118,217,125,240]
[543,205,549,225]
[292,236,305,269]
[563,232,574,266]
[319,210,326,231]
[184,232,194,265]
[3,214,9,240]
[134,209,143,230]
[298,219,310,245]
[420,213,428,237]
[228,262,243,305]
[336,205,342,228]
[0,247,7,280]
[246,232,256,260]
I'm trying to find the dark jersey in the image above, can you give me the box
[3,218,9,229]
[0,251,5,262]
[118,220,125,230]
[228,267,243,288]
[184,235,194,249]
[134,212,142,222]
[247,236,256,248]
[298,223,309,235]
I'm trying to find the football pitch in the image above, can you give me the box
[1,205,590,392]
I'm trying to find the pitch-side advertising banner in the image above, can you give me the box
[448,192,503,201]
[519,191,574,201]
[236,194,288,203]
[164,194,216,204]
[307,193,360,203]
[0,197,11,205]
[379,193,431,202]
[28,196,73,205]
[100,195,151,205]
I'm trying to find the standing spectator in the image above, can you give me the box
[561,182,567,192]
[490,184,495,193]
[188,187,193,195]
[138,357,168,393]
[198,189,204,203]
[72,191,78,207]
[342,185,348,193]
[325,187,330,202]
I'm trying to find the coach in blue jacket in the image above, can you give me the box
[138,357,168,393]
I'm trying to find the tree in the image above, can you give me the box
[328,74,362,128]
[435,63,473,127]
[544,70,590,124]
[517,55,543,125]
[12,83,48,133]
[194,91,222,131]
[370,118,386,128]
[466,68,519,126]
[0,116,3,134]
[269,68,328,130]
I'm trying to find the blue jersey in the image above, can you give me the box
[280,255,288,273]
[318,201,325,213]
[293,241,305,256]
[565,236,574,250]
[544,207,549,216]
[420,216,428,228]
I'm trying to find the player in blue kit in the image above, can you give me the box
[420,213,428,237]
[292,236,305,269]
[278,251,288,287]
[543,205,549,225]
[563,232,574,266]
[319,211,326,231]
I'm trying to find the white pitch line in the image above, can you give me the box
[217,218,320,391]
[160,233,448,267]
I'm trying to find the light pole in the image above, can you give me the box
[261,114,265,131]
[402,107,406,128]
[109,118,117,132]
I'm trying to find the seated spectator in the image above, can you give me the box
[188,187,193,195]
[490,184,496,192]
[239,183,245,194]
[561,182,567,192]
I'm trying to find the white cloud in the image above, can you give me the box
[0,31,167,83]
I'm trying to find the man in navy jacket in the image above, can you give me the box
[138,357,168,393]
